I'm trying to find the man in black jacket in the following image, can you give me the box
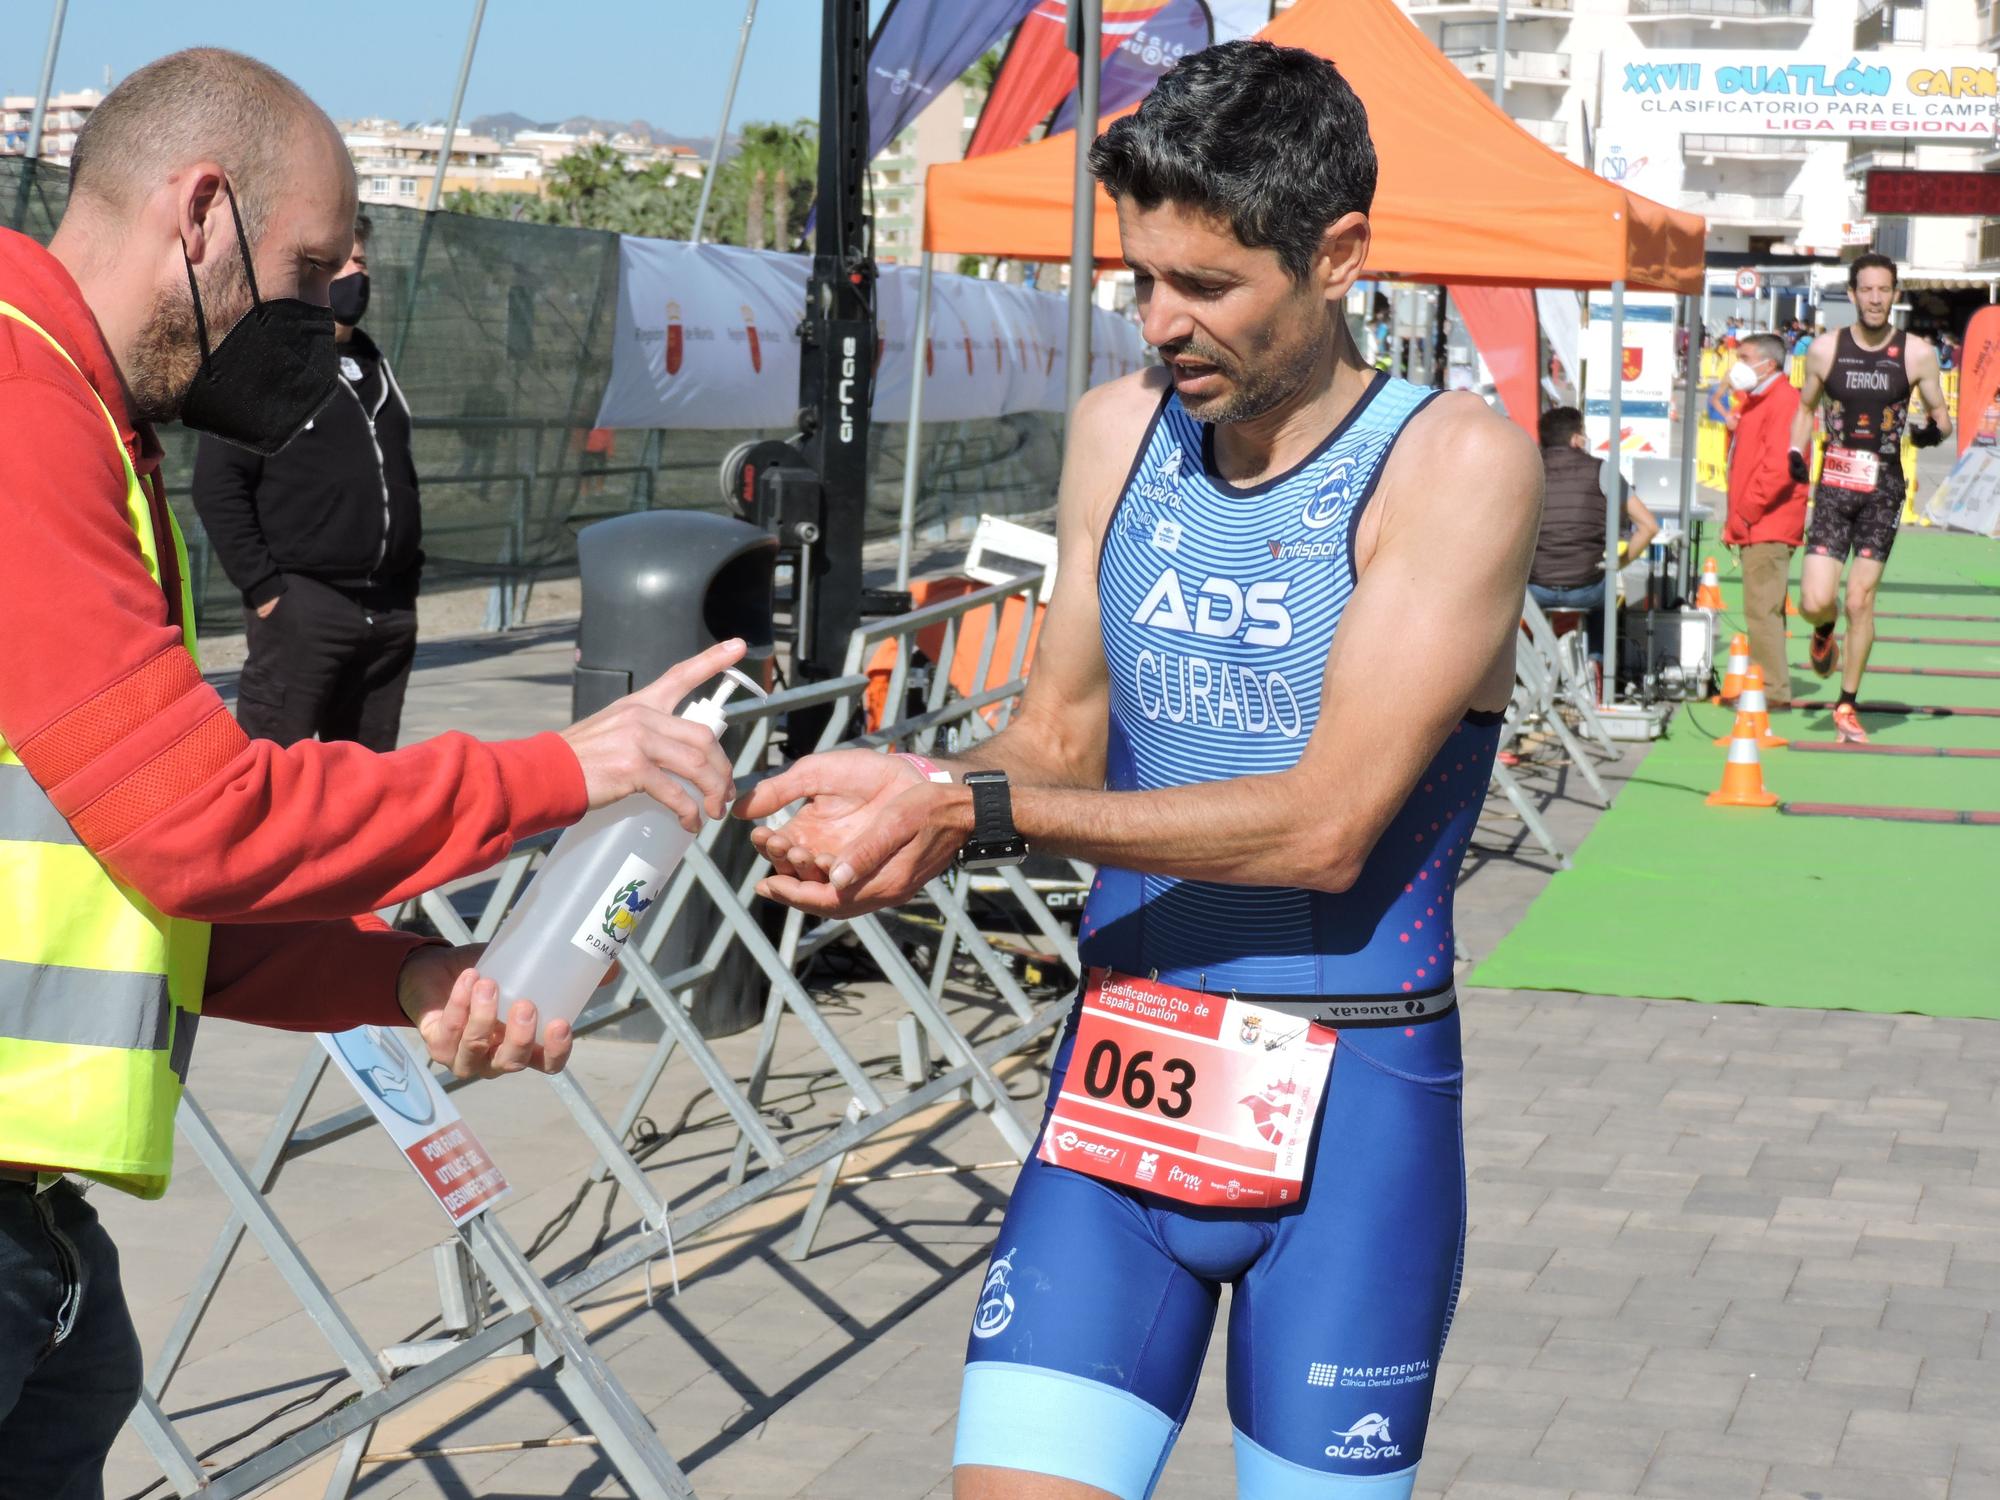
[193,213,423,749]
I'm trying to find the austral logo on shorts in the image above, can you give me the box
[1325,1413,1402,1463]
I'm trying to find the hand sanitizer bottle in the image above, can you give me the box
[480,668,763,1041]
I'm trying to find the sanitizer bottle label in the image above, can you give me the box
[572,852,666,961]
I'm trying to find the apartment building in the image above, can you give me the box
[340,121,701,208]
[1390,0,1996,284]
[0,89,100,165]
[872,78,972,267]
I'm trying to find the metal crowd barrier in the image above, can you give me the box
[129,562,1599,1495]
[128,570,1082,1498]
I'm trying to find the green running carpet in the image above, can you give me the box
[1472,532,1998,1017]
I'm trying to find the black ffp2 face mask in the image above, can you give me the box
[329,270,369,327]
[176,184,337,456]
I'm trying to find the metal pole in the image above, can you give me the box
[1066,0,1103,414]
[896,255,934,590]
[1677,291,1698,604]
[24,0,68,163]
[692,0,758,245]
[1492,0,1507,106]
[425,0,488,214]
[1602,279,1625,705]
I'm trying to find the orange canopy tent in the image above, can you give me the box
[922,0,1706,294]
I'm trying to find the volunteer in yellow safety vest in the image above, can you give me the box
[0,49,740,1494]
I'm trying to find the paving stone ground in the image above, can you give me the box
[99,622,2000,1500]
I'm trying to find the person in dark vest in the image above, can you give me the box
[193,213,422,750]
[1789,253,1952,744]
[1528,406,1658,664]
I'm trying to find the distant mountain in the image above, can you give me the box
[468,110,731,158]
[469,111,541,140]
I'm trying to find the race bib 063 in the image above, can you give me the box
[1036,969,1336,1209]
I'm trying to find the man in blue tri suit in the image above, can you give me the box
[739,39,1543,1500]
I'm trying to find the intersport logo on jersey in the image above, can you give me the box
[1267,537,1342,562]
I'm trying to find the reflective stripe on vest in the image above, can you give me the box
[0,299,210,1200]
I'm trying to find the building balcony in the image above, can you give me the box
[1844,146,1917,178]
[1982,0,2000,50]
[1980,219,2000,267]
[1854,0,1924,49]
[1683,133,1810,163]
[1518,117,1569,148]
[1679,190,1804,225]
[1629,0,1812,21]
[1447,49,1571,87]
[1410,0,1571,13]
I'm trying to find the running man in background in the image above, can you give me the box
[1790,254,1951,743]
[741,40,1542,1500]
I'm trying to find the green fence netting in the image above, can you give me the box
[5,158,1065,632]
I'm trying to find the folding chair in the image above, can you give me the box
[1521,594,1619,759]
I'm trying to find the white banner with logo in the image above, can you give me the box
[596,238,1147,430]
[1598,52,1999,210]
[1583,292,1678,462]
[1923,444,2000,539]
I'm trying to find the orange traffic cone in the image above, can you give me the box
[1708,712,1779,808]
[1715,665,1788,748]
[1715,633,1750,702]
[1696,560,1728,612]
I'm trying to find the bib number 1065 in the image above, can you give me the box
[1081,1039,1196,1119]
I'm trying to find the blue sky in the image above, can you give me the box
[8,0,892,139]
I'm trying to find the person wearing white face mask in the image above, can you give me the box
[1722,332,1809,707]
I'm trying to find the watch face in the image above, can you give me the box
[958,838,1029,871]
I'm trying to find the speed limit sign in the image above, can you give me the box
[1735,268,1761,297]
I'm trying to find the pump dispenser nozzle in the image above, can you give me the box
[681,667,767,736]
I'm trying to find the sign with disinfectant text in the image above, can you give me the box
[319,1026,510,1227]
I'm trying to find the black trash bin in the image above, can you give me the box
[573,511,778,1039]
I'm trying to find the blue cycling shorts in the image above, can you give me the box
[952,997,1466,1499]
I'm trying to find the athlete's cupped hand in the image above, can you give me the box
[735,750,963,917]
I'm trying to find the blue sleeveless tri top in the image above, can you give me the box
[1078,371,1503,999]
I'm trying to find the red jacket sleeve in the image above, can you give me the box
[202,917,434,1031]
[0,371,588,924]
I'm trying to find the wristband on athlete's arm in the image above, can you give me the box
[1910,420,1945,450]
[1787,448,1811,484]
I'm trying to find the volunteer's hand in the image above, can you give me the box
[559,638,746,830]
[736,750,968,918]
[1788,449,1811,485]
[397,942,573,1079]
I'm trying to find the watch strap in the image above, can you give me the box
[963,771,1016,847]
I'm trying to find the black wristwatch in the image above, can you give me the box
[957,771,1029,870]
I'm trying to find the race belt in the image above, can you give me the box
[1037,968,1341,1209]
